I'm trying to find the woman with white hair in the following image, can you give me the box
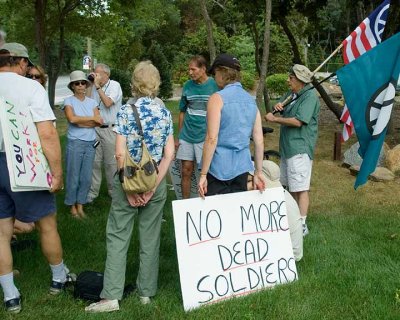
[85,61,174,313]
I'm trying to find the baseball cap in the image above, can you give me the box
[0,42,34,66]
[208,53,241,75]
[290,64,313,83]
[250,160,282,188]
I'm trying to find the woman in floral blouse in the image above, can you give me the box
[85,61,175,313]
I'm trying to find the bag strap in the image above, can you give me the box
[128,104,144,137]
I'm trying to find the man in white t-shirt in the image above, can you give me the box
[0,43,74,313]
[86,63,122,201]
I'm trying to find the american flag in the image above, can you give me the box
[340,0,390,142]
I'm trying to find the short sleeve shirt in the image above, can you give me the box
[114,97,173,163]
[0,72,55,152]
[62,96,98,141]
[179,77,218,143]
[279,84,320,159]
[90,79,123,125]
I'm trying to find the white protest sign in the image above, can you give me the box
[169,158,199,199]
[172,188,297,311]
[0,97,52,191]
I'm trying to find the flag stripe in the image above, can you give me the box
[340,0,390,142]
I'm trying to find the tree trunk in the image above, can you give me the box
[199,0,216,62]
[277,15,302,64]
[35,0,47,67]
[312,78,342,121]
[256,0,272,112]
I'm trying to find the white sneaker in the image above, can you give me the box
[139,296,151,305]
[85,299,119,313]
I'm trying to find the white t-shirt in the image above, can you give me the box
[90,79,122,125]
[0,72,55,152]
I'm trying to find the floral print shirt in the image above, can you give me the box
[114,97,173,163]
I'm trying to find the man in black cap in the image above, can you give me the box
[265,64,320,236]
[0,43,74,313]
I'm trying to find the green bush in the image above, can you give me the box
[266,74,288,98]
[241,70,256,91]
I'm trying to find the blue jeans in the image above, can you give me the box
[64,139,95,205]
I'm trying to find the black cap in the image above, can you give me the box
[208,53,241,74]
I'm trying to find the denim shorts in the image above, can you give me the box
[0,152,56,222]
[280,153,313,192]
[176,140,204,167]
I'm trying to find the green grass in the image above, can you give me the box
[1,101,399,319]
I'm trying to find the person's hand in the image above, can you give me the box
[140,190,155,205]
[94,114,104,125]
[126,193,143,207]
[50,174,63,193]
[198,175,208,199]
[265,112,276,122]
[273,102,284,112]
[253,171,266,192]
[174,138,180,150]
[93,73,101,88]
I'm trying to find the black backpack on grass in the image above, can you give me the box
[74,271,135,302]
[74,271,104,301]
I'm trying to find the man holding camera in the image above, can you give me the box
[86,63,122,201]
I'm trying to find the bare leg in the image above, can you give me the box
[291,191,309,217]
[181,160,194,199]
[76,204,86,218]
[0,218,14,275]
[35,214,63,266]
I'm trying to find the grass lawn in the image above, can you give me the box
[1,101,399,319]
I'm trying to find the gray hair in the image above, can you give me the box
[95,63,110,76]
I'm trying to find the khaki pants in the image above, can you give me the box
[100,176,167,300]
[88,127,117,200]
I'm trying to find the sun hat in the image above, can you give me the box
[250,160,282,188]
[0,42,34,66]
[208,53,241,74]
[290,64,313,84]
[68,70,88,91]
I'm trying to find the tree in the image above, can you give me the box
[199,0,216,62]
[255,0,272,111]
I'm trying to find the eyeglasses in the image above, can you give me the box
[73,81,87,86]
[26,74,41,80]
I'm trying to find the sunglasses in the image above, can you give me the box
[26,74,41,80]
[73,80,87,86]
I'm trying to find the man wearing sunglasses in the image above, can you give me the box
[0,43,74,313]
[86,63,122,202]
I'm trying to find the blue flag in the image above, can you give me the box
[337,32,400,189]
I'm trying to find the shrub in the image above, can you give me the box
[266,74,288,98]
[241,70,256,91]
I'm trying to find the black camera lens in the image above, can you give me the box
[87,74,94,82]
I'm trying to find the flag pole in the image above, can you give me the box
[312,43,343,74]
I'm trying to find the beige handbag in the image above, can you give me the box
[119,104,158,194]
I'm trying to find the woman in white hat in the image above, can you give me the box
[62,70,103,218]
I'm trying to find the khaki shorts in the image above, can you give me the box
[176,139,204,168]
[280,153,313,192]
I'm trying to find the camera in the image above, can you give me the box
[87,73,95,82]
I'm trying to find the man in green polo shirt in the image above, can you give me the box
[176,55,218,199]
[265,64,320,236]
